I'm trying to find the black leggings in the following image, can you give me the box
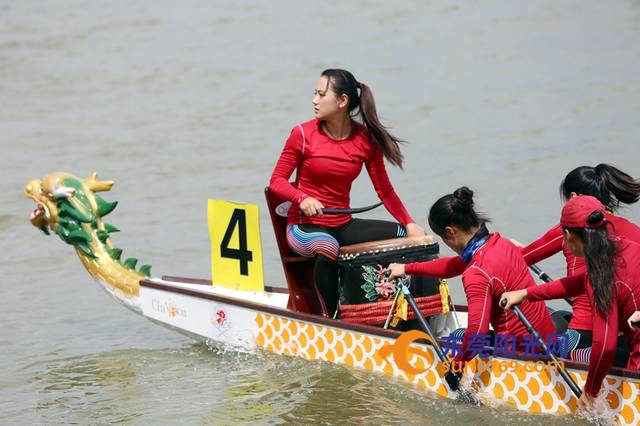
[297,218,407,316]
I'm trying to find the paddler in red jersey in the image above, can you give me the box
[500,195,640,412]
[387,187,556,368]
[386,163,640,362]
[515,164,640,356]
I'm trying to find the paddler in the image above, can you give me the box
[500,195,640,412]
[387,187,556,370]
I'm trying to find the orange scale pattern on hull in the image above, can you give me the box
[253,313,640,425]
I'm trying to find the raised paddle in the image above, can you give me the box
[529,264,573,307]
[322,202,383,215]
[391,275,462,391]
[499,298,582,398]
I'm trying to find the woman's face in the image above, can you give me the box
[313,76,347,120]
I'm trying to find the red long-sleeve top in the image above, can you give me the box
[407,234,556,362]
[526,238,640,397]
[522,214,640,330]
[404,215,640,331]
[269,119,414,228]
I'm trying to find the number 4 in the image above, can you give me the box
[220,208,253,275]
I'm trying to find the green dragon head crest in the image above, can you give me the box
[25,172,151,282]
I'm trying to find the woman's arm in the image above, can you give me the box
[269,126,308,203]
[404,256,466,279]
[583,298,619,397]
[364,147,413,227]
[456,269,493,362]
[500,274,586,309]
[526,274,586,301]
[521,224,563,265]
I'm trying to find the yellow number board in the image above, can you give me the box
[207,200,264,291]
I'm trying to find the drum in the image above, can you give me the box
[337,235,446,326]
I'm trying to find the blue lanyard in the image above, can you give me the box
[460,225,489,264]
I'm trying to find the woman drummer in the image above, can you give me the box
[500,195,640,412]
[387,187,556,366]
[269,69,424,317]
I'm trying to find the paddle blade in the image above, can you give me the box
[445,371,462,391]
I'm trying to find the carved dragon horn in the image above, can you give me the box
[87,172,114,193]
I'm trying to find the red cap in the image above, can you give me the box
[560,195,607,229]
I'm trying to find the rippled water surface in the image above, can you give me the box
[1,0,639,424]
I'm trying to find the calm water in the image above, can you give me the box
[1,0,639,424]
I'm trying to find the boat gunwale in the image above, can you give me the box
[147,276,640,381]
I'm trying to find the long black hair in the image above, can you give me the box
[321,69,405,168]
[565,210,618,314]
[560,164,640,211]
[428,187,490,237]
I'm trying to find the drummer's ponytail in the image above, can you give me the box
[428,186,490,237]
[321,69,405,168]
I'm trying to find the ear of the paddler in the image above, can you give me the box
[440,226,459,252]
[207,199,265,291]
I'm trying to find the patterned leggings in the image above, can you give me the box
[286,218,408,316]
[568,330,631,367]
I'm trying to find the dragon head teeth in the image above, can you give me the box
[30,204,48,230]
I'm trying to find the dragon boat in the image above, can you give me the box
[25,172,640,424]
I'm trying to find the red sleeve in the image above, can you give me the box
[521,224,563,265]
[526,274,586,301]
[404,256,466,279]
[364,147,413,226]
[269,126,308,203]
[584,296,619,396]
[456,268,493,362]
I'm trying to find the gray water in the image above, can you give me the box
[1,0,639,424]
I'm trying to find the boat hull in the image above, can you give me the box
[140,277,640,425]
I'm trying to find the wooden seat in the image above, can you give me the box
[264,187,328,316]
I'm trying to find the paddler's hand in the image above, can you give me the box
[576,391,596,413]
[387,263,406,280]
[499,289,528,310]
[300,197,324,217]
[406,222,425,237]
[627,311,640,330]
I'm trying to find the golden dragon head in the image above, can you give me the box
[24,172,151,279]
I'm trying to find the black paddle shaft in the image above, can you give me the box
[400,283,448,362]
[528,264,573,307]
[529,264,553,283]
[501,299,582,398]
[398,280,461,390]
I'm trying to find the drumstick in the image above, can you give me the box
[322,202,382,215]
